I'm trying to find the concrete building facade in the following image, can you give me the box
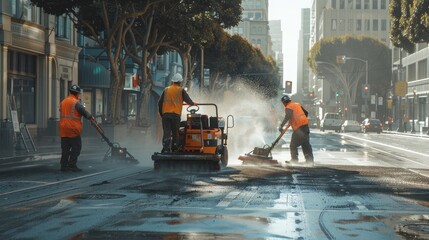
[228,0,272,56]
[269,20,283,85]
[0,1,80,137]
[309,0,391,120]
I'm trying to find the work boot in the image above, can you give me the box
[171,144,179,153]
[285,159,299,165]
[69,166,82,172]
[304,161,314,167]
[161,147,170,153]
[60,166,70,172]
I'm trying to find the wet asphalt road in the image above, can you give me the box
[0,130,428,240]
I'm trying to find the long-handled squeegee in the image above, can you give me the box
[90,119,138,163]
[238,124,290,165]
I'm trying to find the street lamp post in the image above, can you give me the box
[411,88,416,133]
[344,56,368,118]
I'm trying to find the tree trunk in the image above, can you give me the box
[108,64,122,124]
[136,51,153,127]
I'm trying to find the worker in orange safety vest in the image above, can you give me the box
[158,73,196,153]
[279,95,314,166]
[59,84,93,172]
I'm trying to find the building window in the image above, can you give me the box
[418,59,427,79]
[255,12,262,20]
[348,19,354,31]
[340,0,345,9]
[373,19,378,31]
[365,19,370,31]
[364,0,370,9]
[56,15,70,39]
[331,19,337,30]
[356,19,362,31]
[348,0,353,9]
[380,0,386,9]
[356,0,361,9]
[156,55,166,70]
[372,0,378,9]
[339,19,345,31]
[248,12,254,19]
[408,63,416,82]
[7,51,37,124]
[332,0,337,8]
[381,19,387,31]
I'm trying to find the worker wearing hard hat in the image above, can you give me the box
[59,84,94,172]
[279,95,314,166]
[158,73,196,153]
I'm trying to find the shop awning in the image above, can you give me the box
[78,61,110,88]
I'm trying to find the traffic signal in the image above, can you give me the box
[362,84,370,98]
[285,80,292,94]
[336,55,346,64]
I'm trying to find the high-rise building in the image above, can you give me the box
[309,0,391,119]
[297,8,311,95]
[228,0,271,56]
[269,20,283,84]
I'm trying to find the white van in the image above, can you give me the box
[320,113,342,132]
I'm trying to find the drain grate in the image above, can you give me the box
[73,194,126,200]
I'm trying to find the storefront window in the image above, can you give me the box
[8,51,37,124]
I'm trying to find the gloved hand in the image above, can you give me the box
[278,125,283,132]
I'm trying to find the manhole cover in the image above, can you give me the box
[402,224,429,234]
[398,223,429,239]
[73,194,126,200]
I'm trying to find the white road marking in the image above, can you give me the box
[345,134,429,159]
[216,191,241,207]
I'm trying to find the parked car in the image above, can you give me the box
[320,113,342,132]
[361,118,383,133]
[341,120,361,133]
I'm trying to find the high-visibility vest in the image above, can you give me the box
[285,102,309,130]
[162,85,184,115]
[59,95,83,137]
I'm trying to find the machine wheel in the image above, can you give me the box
[221,146,229,167]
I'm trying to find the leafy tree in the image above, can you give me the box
[205,34,279,98]
[30,0,164,124]
[389,0,429,53]
[123,0,241,126]
[308,35,391,119]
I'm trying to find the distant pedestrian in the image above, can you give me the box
[387,116,393,131]
[279,95,314,166]
[59,85,94,172]
[403,114,409,132]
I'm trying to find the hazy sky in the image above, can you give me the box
[268,0,312,88]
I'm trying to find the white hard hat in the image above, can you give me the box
[171,73,183,83]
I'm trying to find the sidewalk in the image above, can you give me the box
[0,136,107,164]
[384,129,429,138]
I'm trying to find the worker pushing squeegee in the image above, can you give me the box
[239,95,314,166]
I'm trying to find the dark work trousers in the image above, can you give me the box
[61,136,82,167]
[290,125,314,162]
[162,113,181,151]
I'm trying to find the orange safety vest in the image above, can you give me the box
[285,102,309,130]
[162,85,184,115]
[59,94,83,138]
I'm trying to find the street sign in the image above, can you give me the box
[11,110,20,132]
[395,81,407,97]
